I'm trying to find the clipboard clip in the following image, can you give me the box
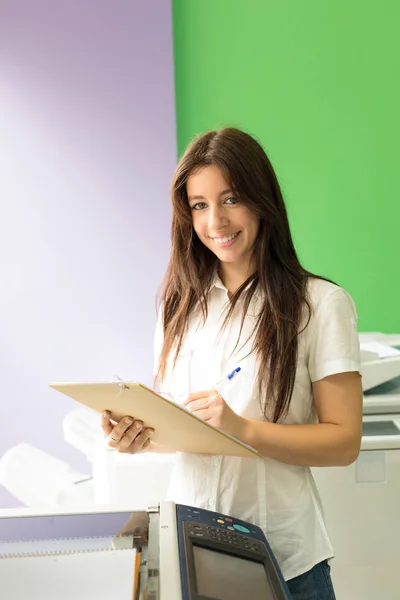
[112,374,130,395]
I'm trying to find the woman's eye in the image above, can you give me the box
[191,202,207,210]
[224,196,238,205]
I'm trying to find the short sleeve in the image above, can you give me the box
[307,288,361,382]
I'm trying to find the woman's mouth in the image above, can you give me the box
[211,232,240,247]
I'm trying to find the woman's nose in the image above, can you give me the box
[208,205,228,230]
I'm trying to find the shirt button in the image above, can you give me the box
[208,499,215,508]
[212,457,220,467]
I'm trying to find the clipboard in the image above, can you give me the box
[49,382,262,459]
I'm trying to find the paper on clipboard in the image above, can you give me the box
[49,381,262,459]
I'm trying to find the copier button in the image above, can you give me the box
[233,524,250,533]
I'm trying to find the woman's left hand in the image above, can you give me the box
[183,390,247,440]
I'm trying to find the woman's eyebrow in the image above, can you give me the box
[188,188,233,201]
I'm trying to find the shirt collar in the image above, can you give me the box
[210,270,262,300]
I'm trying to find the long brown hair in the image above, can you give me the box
[157,127,328,422]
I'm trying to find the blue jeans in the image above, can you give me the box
[286,560,336,600]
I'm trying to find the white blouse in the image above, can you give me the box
[153,275,361,581]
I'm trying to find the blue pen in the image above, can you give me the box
[215,367,241,395]
[226,367,241,381]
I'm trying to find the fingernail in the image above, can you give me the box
[103,411,108,418]
[148,429,154,436]
[134,421,142,429]
[124,417,133,425]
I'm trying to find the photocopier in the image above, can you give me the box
[359,332,400,447]
[311,332,400,600]
[0,501,291,600]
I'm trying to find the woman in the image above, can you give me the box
[102,128,363,599]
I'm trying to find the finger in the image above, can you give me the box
[183,390,214,406]
[186,398,210,412]
[124,428,154,454]
[108,416,135,443]
[191,408,213,422]
[101,410,113,436]
[117,420,145,449]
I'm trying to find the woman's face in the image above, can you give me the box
[187,165,260,270]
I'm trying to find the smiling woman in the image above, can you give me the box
[102,127,363,600]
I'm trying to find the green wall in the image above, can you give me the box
[172,1,400,333]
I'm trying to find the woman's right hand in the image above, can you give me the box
[101,411,154,454]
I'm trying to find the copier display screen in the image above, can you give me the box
[193,545,275,599]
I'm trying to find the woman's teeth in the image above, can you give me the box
[212,232,239,245]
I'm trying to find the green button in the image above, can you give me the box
[233,524,250,533]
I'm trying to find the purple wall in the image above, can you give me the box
[0,1,176,507]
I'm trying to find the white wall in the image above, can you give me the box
[0,0,176,506]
